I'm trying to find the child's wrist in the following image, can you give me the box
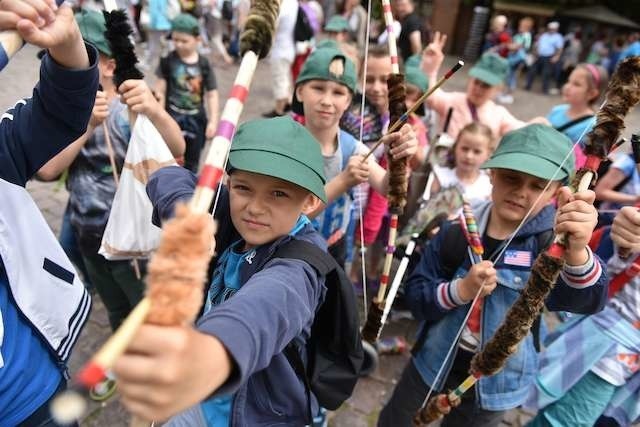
[49,29,89,69]
[450,279,469,305]
[563,246,590,266]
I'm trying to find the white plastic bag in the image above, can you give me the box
[99,115,177,260]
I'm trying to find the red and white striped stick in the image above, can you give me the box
[375,0,402,304]
[380,0,399,75]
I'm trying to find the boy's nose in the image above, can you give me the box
[247,198,266,215]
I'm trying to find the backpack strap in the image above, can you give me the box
[272,239,335,424]
[283,344,314,424]
[554,114,593,133]
[411,222,468,355]
[273,239,335,275]
[339,129,358,171]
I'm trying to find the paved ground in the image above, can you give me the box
[3,44,640,427]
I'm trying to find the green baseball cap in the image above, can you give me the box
[292,46,357,114]
[227,117,327,202]
[469,52,508,86]
[171,13,200,35]
[404,66,428,116]
[405,66,428,92]
[324,15,350,33]
[481,124,575,181]
[75,10,112,57]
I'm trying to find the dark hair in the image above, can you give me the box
[446,122,495,168]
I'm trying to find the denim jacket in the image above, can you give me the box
[405,200,608,411]
[148,166,327,426]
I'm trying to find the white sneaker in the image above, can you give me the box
[549,88,560,95]
[497,94,514,104]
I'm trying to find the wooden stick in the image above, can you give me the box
[76,298,151,388]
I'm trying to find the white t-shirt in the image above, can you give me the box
[269,0,298,62]
[432,165,492,206]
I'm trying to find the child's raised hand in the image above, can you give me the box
[554,187,597,265]
[113,324,232,421]
[343,154,370,187]
[457,260,497,302]
[3,2,88,68]
[384,124,418,160]
[0,0,57,31]
[420,31,447,76]
[88,90,109,129]
[611,206,640,254]
[119,80,163,116]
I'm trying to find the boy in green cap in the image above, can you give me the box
[155,12,219,172]
[114,117,349,425]
[379,124,608,427]
[421,31,530,140]
[292,46,418,266]
[324,15,351,43]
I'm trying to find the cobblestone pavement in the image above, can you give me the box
[3,44,640,427]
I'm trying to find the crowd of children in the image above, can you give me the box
[2,0,640,426]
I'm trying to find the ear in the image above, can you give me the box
[301,193,323,215]
[488,169,495,184]
[295,84,305,104]
[104,58,116,77]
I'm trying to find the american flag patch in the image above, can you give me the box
[504,250,532,267]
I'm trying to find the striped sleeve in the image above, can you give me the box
[560,246,602,288]
[435,279,467,310]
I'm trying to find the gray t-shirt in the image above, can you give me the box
[312,131,367,242]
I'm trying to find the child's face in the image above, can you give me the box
[562,67,597,107]
[466,78,500,106]
[296,80,352,131]
[365,56,391,113]
[228,170,321,250]
[97,54,116,87]
[405,84,422,110]
[454,132,492,175]
[328,31,349,43]
[489,169,560,229]
[172,31,199,56]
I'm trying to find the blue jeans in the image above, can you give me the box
[59,204,93,290]
[525,56,558,93]
[507,59,524,91]
[17,380,78,427]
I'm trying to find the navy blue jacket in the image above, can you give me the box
[148,166,327,426]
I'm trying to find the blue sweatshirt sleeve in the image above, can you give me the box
[0,44,99,186]
[405,221,465,323]
[196,258,325,396]
[546,250,608,314]
[147,165,198,225]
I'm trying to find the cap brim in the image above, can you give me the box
[469,67,503,86]
[228,150,327,203]
[481,152,569,181]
